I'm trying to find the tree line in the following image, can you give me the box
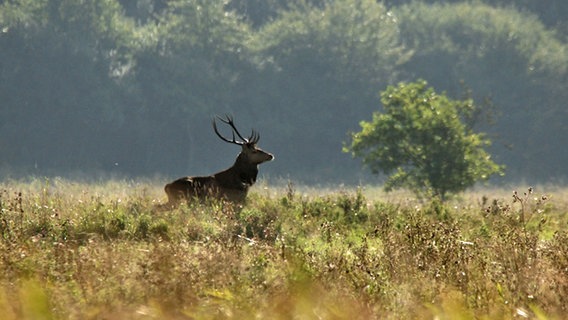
[1,0,567,184]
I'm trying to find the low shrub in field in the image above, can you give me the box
[0,180,566,319]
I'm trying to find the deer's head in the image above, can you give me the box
[213,115,274,165]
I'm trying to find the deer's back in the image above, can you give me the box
[165,175,248,204]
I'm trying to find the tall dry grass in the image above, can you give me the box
[0,178,566,319]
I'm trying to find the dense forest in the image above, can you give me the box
[1,0,567,184]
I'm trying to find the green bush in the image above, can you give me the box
[346,80,504,199]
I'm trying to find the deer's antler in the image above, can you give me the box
[213,114,259,145]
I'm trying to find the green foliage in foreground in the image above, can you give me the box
[346,80,504,199]
[0,179,567,319]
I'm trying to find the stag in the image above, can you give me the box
[163,115,274,207]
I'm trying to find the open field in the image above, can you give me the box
[0,178,567,319]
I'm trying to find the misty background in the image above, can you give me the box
[1,0,567,185]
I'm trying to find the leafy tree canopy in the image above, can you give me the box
[345,80,504,199]
[0,0,566,182]
[396,2,567,77]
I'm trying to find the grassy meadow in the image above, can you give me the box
[0,178,567,319]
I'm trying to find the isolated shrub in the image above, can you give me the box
[345,80,504,199]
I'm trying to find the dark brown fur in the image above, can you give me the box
[163,116,273,207]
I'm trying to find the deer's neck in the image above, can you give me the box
[216,153,258,190]
[233,153,259,186]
